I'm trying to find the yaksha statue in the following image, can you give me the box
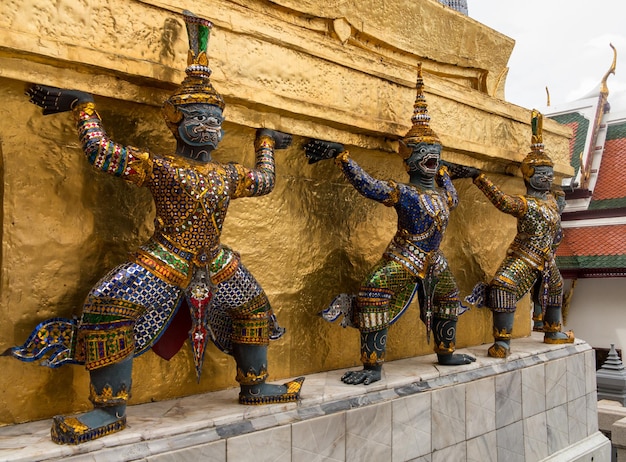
[4,11,303,444]
[464,110,574,357]
[306,64,475,386]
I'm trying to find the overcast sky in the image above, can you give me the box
[468,1,626,111]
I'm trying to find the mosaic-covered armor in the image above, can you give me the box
[4,11,303,445]
[72,103,279,372]
[337,154,462,333]
[307,64,475,386]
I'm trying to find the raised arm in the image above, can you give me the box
[232,128,291,198]
[334,152,398,204]
[304,139,397,205]
[473,173,527,217]
[28,85,152,186]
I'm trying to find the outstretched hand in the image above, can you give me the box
[304,139,345,164]
[440,160,480,180]
[256,128,293,150]
[26,84,94,115]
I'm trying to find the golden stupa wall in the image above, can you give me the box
[0,0,573,425]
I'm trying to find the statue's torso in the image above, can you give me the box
[384,184,451,278]
[510,196,561,267]
[145,156,238,259]
[395,184,450,251]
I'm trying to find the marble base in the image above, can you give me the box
[0,333,610,462]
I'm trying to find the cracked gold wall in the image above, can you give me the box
[0,0,572,425]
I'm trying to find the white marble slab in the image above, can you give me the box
[391,393,431,461]
[345,402,392,461]
[432,384,466,450]
[292,413,345,462]
[465,376,496,440]
[467,431,497,462]
[545,357,568,410]
[523,411,548,461]
[546,403,570,454]
[495,370,522,429]
[522,363,547,418]
[496,420,525,462]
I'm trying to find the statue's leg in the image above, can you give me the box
[543,306,574,343]
[431,267,475,365]
[210,254,303,404]
[49,263,176,444]
[543,264,574,344]
[231,309,304,404]
[341,328,387,385]
[232,340,304,405]
[488,287,516,358]
[531,282,544,332]
[433,317,476,365]
[50,294,141,444]
[532,303,544,331]
[341,260,399,385]
[51,356,132,444]
[487,257,535,357]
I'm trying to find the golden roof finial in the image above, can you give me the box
[545,86,551,107]
[600,43,617,96]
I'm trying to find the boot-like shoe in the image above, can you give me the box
[233,343,304,405]
[51,357,132,444]
[488,312,515,358]
[543,305,574,344]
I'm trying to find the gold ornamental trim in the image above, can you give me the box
[89,383,130,406]
[361,350,385,366]
[492,327,512,340]
[434,341,455,355]
[236,366,269,385]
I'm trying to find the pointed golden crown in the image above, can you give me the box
[399,63,441,159]
[520,109,554,180]
[163,11,225,134]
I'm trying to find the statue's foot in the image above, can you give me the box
[487,341,510,358]
[239,377,305,405]
[51,408,125,445]
[532,322,544,332]
[341,368,381,385]
[437,353,476,365]
[544,330,575,344]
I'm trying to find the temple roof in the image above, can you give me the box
[556,224,626,278]
[590,123,626,209]
[543,45,626,277]
[546,52,626,277]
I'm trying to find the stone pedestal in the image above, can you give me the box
[0,333,609,462]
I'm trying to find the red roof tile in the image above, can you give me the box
[556,224,626,257]
[593,138,626,200]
